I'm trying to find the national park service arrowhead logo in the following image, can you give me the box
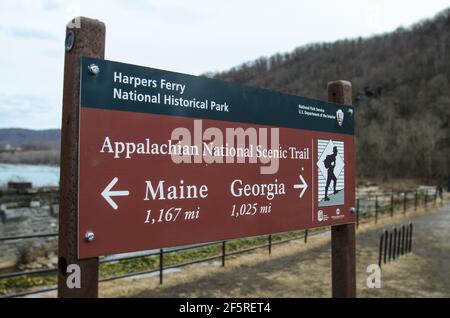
[336,109,344,126]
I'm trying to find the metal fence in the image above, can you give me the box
[378,223,413,267]
[0,187,441,297]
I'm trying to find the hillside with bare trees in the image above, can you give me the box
[210,9,450,182]
[0,10,449,181]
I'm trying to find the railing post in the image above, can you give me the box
[328,80,356,298]
[58,17,105,298]
[405,225,410,254]
[392,228,397,260]
[390,192,394,217]
[268,235,272,255]
[414,190,418,211]
[408,223,413,253]
[375,196,378,224]
[388,230,393,262]
[378,232,384,267]
[159,248,163,284]
[403,192,407,214]
[400,225,406,255]
[222,241,226,266]
[383,230,388,264]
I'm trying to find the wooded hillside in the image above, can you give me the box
[211,9,450,181]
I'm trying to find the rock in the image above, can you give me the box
[50,204,59,216]
[1,207,30,223]
[30,201,41,208]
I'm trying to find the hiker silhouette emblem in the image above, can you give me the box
[324,146,338,201]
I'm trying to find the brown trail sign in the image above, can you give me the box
[58,17,356,298]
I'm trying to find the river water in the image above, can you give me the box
[0,163,60,187]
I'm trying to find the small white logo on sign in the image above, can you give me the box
[331,208,345,220]
[318,210,324,222]
[336,109,344,126]
[317,210,329,222]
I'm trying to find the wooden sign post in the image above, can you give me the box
[58,17,105,298]
[328,81,356,298]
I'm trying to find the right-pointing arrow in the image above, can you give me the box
[101,177,130,210]
[293,174,308,198]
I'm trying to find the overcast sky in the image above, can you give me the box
[0,0,448,129]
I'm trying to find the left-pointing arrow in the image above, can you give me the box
[101,177,130,210]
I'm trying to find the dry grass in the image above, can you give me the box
[20,201,447,298]
[98,201,448,298]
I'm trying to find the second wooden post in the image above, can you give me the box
[328,80,356,298]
